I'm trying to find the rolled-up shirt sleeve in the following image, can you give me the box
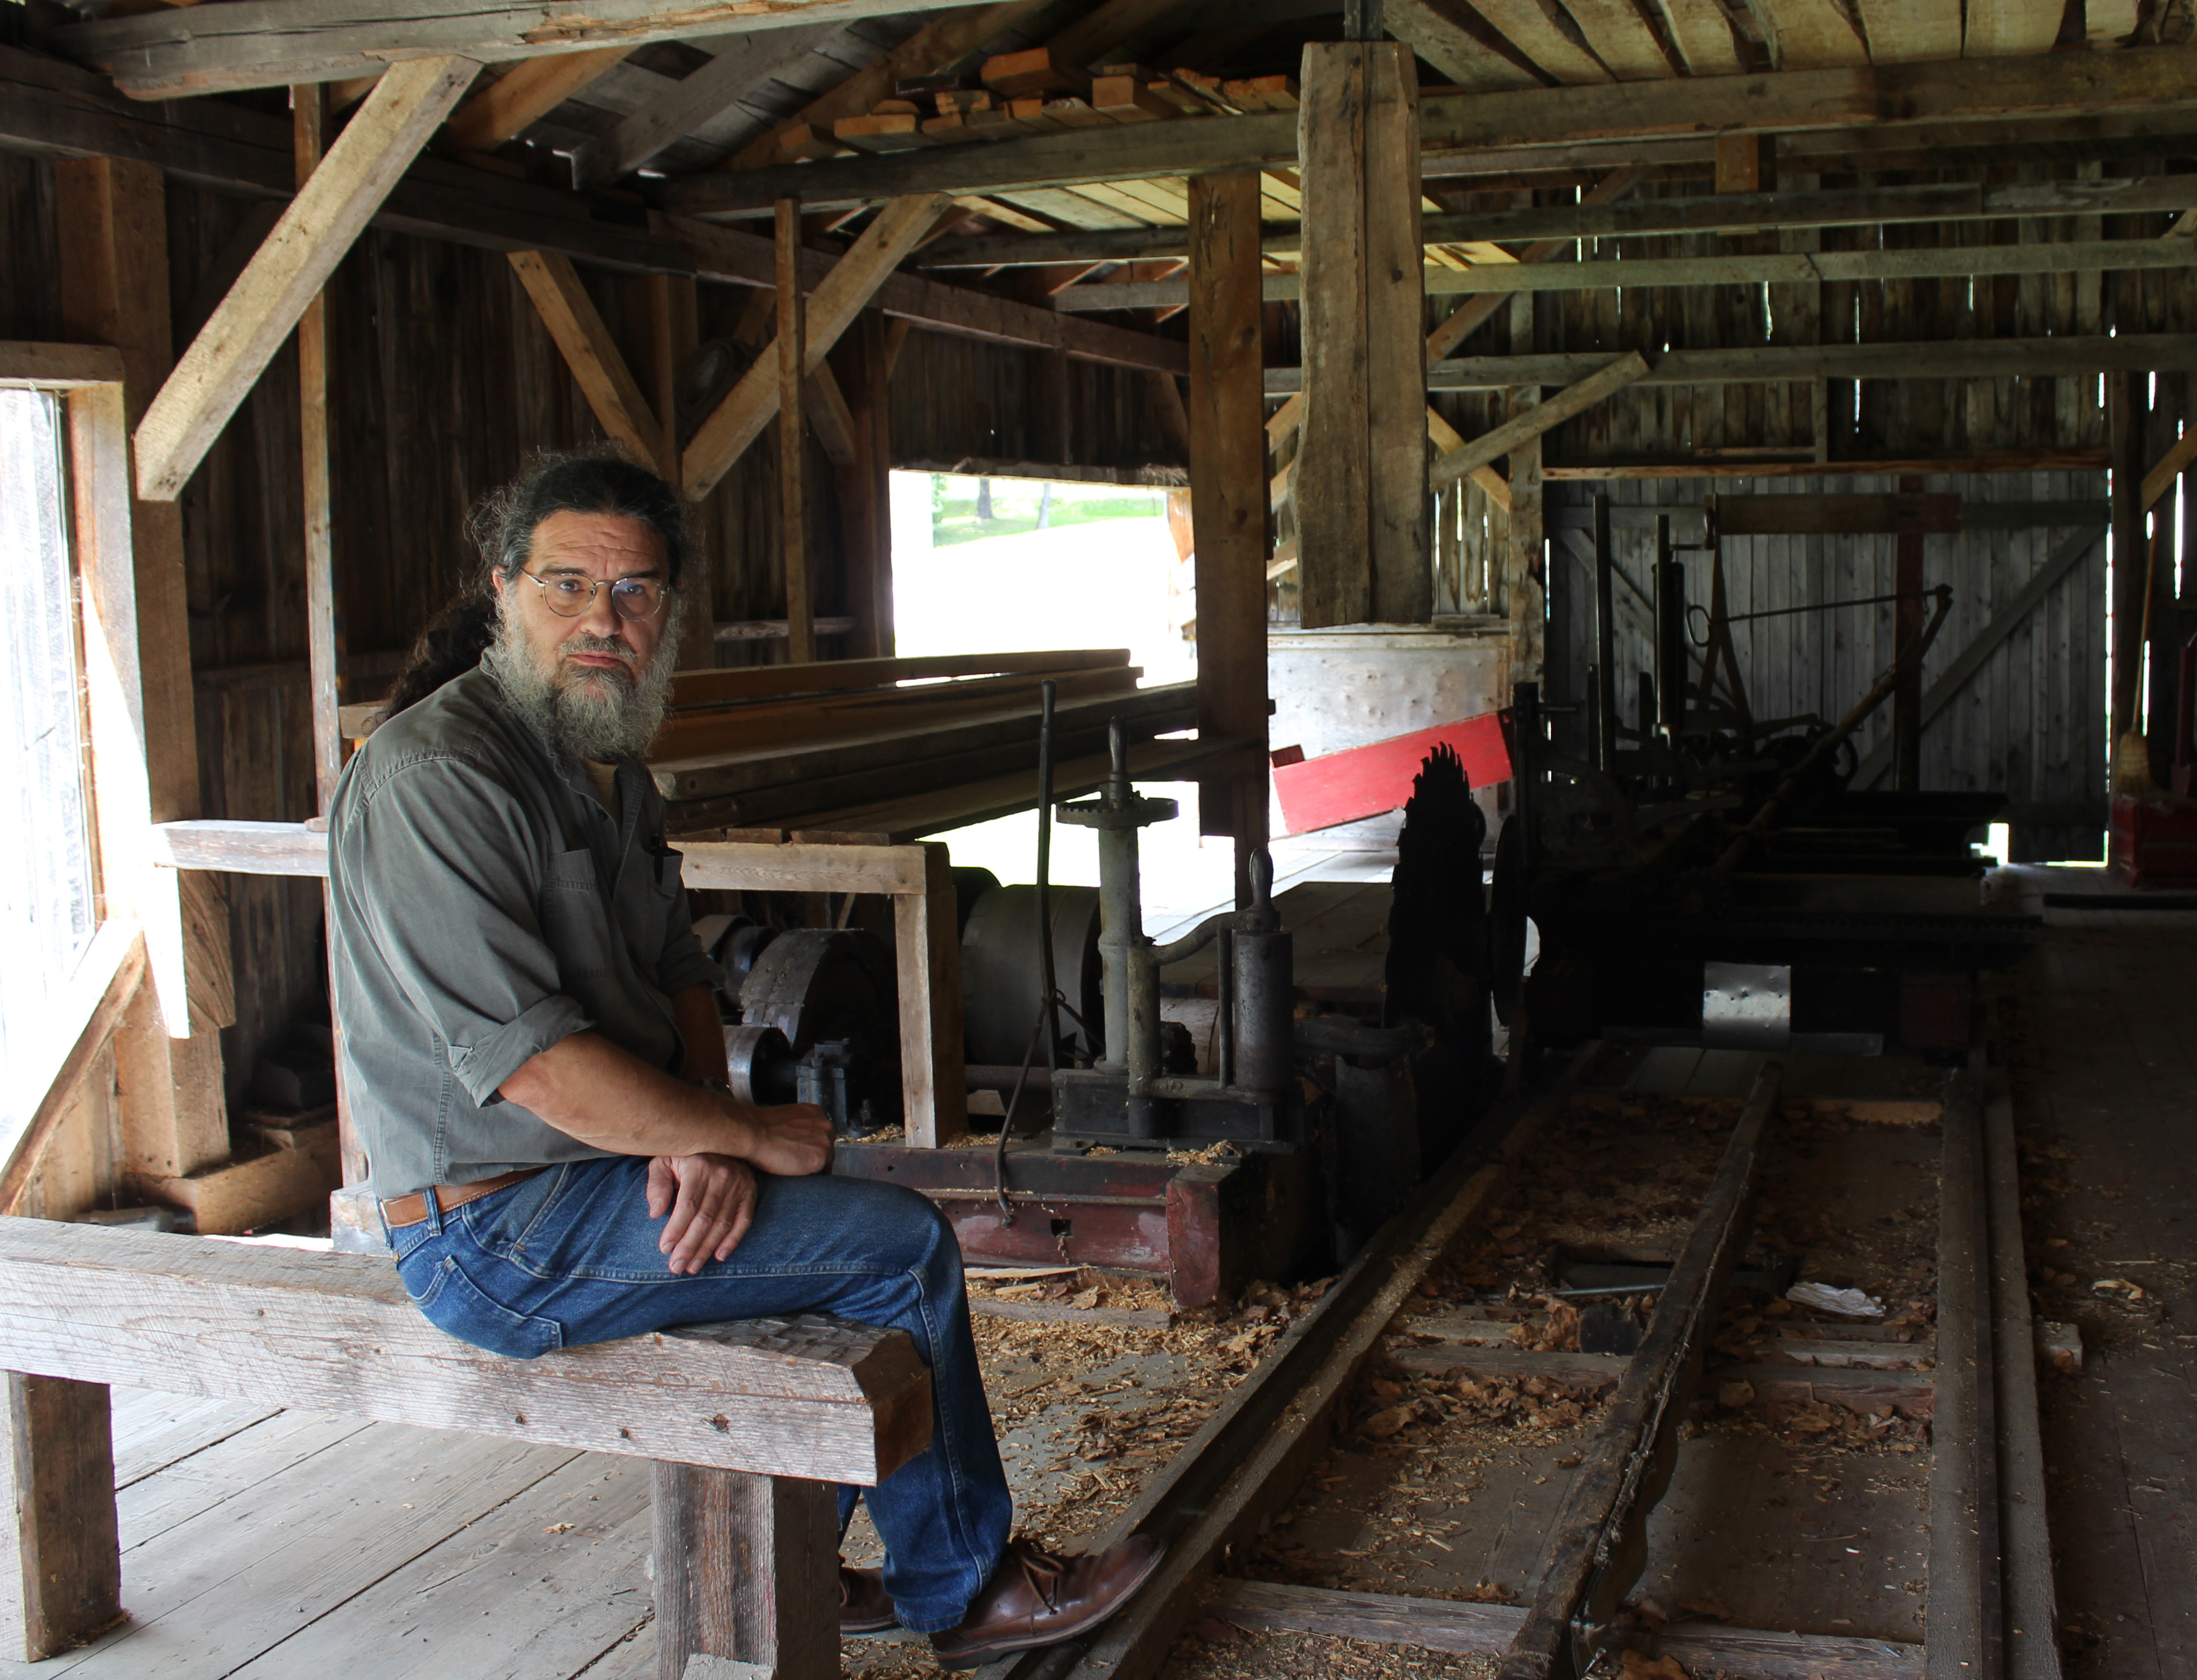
[344,754,592,1105]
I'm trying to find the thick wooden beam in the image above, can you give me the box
[655,46,2197,215]
[682,193,953,500]
[776,199,815,666]
[1054,235,2197,311]
[443,46,630,151]
[1267,334,2197,394]
[295,86,345,813]
[571,25,840,186]
[1296,41,1428,630]
[55,157,233,1175]
[1432,352,1650,486]
[652,1465,837,1680]
[509,249,666,466]
[0,929,148,1218]
[835,310,896,658]
[2142,423,2197,511]
[1384,0,1543,92]
[925,165,2197,270]
[60,0,977,98]
[133,55,478,501]
[891,845,967,1147]
[1187,169,1270,897]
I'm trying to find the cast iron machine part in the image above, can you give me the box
[1048,720,1301,1151]
[694,915,900,1136]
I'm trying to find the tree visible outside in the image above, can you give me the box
[931,473,1166,546]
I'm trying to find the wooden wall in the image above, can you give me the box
[890,325,1186,475]
[1543,475,2109,861]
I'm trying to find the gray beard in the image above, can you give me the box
[482,596,680,763]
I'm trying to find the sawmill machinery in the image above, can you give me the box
[1501,494,2043,1059]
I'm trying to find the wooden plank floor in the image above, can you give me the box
[1,1390,648,1680]
[2000,866,2197,1679]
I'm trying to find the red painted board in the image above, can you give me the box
[1271,714,1512,836]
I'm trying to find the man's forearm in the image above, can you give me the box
[673,984,730,1086]
[499,1029,758,1158]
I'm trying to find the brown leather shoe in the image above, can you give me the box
[840,1563,896,1635]
[928,1535,1164,1670]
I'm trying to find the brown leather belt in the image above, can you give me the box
[380,1166,545,1230]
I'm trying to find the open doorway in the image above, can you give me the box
[887,470,1238,923]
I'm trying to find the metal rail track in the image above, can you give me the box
[983,1041,2061,1680]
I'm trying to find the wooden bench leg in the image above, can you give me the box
[1,1373,121,1661]
[652,1463,837,1680]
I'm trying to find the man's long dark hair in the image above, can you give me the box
[378,451,690,721]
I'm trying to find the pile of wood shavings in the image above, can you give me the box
[1170,1625,1502,1678]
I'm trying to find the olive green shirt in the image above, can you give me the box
[326,664,722,1196]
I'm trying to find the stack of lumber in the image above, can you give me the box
[648,649,1250,843]
[810,58,1303,157]
[339,649,1245,847]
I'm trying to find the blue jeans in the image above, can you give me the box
[384,1157,1013,1632]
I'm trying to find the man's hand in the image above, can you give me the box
[647,1153,758,1274]
[725,1101,836,1178]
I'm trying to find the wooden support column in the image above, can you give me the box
[55,157,232,1180]
[1294,40,1428,628]
[650,1462,837,1680]
[836,309,896,660]
[1,1373,121,1661]
[1187,169,1271,903]
[2110,371,2147,747]
[1893,474,1926,791]
[892,843,965,1148]
[1506,294,1546,683]
[775,199,815,665]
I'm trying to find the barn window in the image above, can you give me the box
[0,387,99,1129]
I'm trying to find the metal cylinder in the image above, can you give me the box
[1230,928,1296,1093]
[722,1023,796,1107]
[1094,825,1143,1069]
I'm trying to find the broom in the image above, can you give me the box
[2115,526,2164,796]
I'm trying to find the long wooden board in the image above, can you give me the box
[0,1217,929,1487]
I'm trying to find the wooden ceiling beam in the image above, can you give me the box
[59,0,979,100]
[916,170,2197,268]
[133,54,477,500]
[658,44,2197,216]
[1258,334,2197,393]
[569,23,841,186]
[1429,351,1649,486]
[0,46,1186,378]
[1055,234,2197,310]
[508,248,668,471]
[443,45,630,151]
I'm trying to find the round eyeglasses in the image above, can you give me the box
[518,569,671,621]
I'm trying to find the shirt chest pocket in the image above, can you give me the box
[538,847,614,980]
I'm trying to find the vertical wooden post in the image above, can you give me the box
[776,199,815,665]
[295,87,344,813]
[639,272,719,676]
[836,309,896,661]
[294,84,365,1188]
[55,157,233,1180]
[1893,474,1926,791]
[1294,40,1429,628]
[1713,133,1769,195]
[1,1374,121,1662]
[651,1464,836,1680]
[893,843,967,1147]
[1506,294,1546,682]
[2110,371,2146,747]
[1188,169,1271,906]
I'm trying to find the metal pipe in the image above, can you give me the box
[1654,514,1685,742]
[1230,850,1294,1094]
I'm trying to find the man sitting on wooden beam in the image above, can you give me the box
[324,452,1160,1667]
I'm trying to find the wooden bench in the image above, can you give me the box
[0,1215,931,1679]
